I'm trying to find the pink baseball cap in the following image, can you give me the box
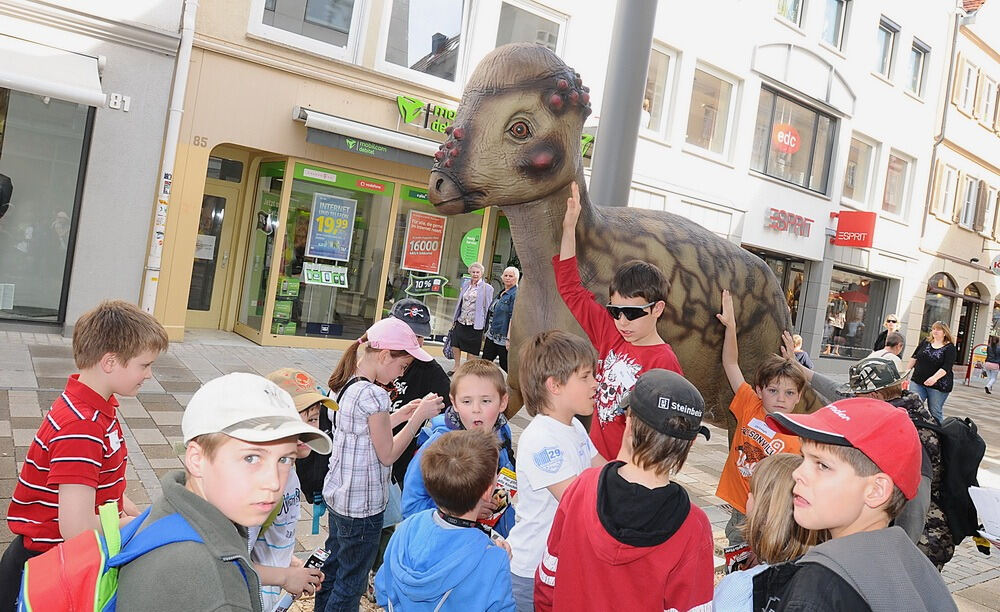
[367,317,433,362]
[767,397,921,500]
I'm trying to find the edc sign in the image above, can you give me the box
[772,123,801,154]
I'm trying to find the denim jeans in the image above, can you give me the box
[987,367,999,390]
[511,573,535,612]
[910,382,948,423]
[315,510,384,612]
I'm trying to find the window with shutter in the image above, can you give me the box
[953,54,965,106]
[974,179,988,231]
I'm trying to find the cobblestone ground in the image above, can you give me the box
[3,329,1000,609]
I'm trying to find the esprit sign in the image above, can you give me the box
[764,208,813,237]
[991,254,1000,276]
[772,123,801,154]
[832,210,877,248]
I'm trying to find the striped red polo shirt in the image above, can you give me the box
[7,375,128,552]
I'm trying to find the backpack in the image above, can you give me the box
[914,416,986,544]
[296,378,363,501]
[18,502,205,611]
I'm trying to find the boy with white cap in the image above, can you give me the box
[115,372,332,612]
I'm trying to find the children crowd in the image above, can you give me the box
[0,183,962,611]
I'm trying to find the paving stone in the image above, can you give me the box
[26,345,73,358]
[130,429,168,445]
[33,377,65,390]
[117,397,150,418]
[7,391,40,417]
[148,457,183,469]
[0,480,15,498]
[148,411,183,425]
[11,429,35,447]
[0,422,9,438]
[159,380,202,393]
[141,444,183,459]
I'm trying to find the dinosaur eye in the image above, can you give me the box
[508,121,531,139]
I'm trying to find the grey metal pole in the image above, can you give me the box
[588,0,658,207]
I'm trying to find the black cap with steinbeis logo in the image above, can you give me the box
[619,369,710,441]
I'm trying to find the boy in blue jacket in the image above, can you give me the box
[377,429,515,611]
[402,359,516,536]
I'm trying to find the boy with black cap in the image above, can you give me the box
[754,398,955,611]
[534,369,714,612]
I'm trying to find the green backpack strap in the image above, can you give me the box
[259,500,282,536]
[99,501,123,556]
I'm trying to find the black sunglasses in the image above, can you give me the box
[605,302,656,321]
[886,319,898,323]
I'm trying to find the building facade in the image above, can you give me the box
[917,0,1000,371]
[0,0,182,330]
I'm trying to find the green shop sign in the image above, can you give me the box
[397,95,456,134]
[405,274,449,297]
[293,163,395,198]
[460,228,481,267]
[402,185,430,205]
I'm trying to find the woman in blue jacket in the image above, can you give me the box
[481,266,520,371]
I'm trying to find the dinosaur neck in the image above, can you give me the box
[500,175,602,279]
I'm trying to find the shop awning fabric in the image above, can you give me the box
[0,35,106,107]
[294,107,440,158]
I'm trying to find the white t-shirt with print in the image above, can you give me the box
[249,470,302,610]
[507,414,597,577]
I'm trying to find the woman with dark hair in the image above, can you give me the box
[906,321,957,423]
[450,261,493,373]
[985,336,1000,395]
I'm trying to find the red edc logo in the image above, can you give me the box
[772,123,801,154]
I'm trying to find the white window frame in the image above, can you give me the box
[881,150,912,218]
[374,0,473,94]
[777,0,804,27]
[959,175,980,229]
[841,133,879,207]
[246,0,367,63]
[640,43,678,140]
[683,62,741,160]
[875,17,899,78]
[908,39,930,96]
[934,164,958,218]
[959,61,979,113]
[821,0,849,50]
[978,76,997,128]
[494,0,567,55]
[983,186,998,238]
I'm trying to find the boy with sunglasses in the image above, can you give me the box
[554,181,683,460]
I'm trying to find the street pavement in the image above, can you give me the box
[3,328,1000,609]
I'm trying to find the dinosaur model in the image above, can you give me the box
[428,43,814,426]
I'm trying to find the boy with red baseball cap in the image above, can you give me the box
[753,398,955,611]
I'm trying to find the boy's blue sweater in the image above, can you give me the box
[402,413,516,537]
[375,509,515,611]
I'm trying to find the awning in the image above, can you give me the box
[0,35,106,107]
[294,107,440,160]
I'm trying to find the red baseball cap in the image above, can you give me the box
[766,398,921,500]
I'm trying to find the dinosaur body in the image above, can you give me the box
[428,44,812,426]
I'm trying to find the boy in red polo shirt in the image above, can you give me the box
[0,300,168,610]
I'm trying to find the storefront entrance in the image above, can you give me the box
[745,248,806,326]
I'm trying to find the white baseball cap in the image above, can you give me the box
[182,373,332,454]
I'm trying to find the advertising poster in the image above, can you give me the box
[306,193,357,261]
[401,210,447,273]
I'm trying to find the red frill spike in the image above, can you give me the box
[549,94,564,110]
[444,126,453,135]
[449,148,460,157]
[434,151,445,160]
[443,159,453,168]
[452,127,464,140]
[569,91,579,103]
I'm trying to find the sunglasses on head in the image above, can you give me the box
[605,302,656,321]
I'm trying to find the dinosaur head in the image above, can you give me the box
[428,43,592,214]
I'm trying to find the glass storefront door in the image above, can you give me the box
[238,161,285,336]
[186,180,241,328]
[381,185,487,342]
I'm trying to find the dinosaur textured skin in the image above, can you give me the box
[427,44,819,427]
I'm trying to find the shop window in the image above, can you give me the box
[750,88,836,193]
[821,268,886,360]
[822,0,848,49]
[685,66,737,156]
[881,152,911,216]
[874,17,898,78]
[958,60,979,113]
[642,46,674,135]
[908,40,929,95]
[959,175,979,228]
[777,0,803,26]
[0,89,90,323]
[933,163,958,217]
[842,135,876,205]
[495,1,564,53]
[921,272,956,335]
[250,0,362,60]
[991,300,1000,337]
[383,0,467,87]
[270,163,393,340]
[382,186,490,341]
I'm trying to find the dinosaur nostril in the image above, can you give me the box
[435,178,445,190]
